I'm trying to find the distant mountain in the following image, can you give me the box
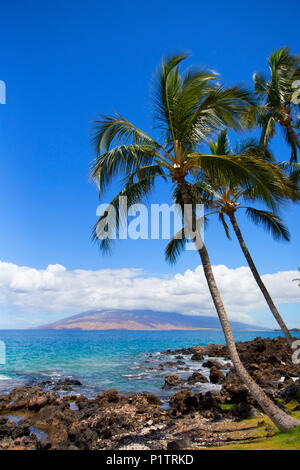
[35,309,266,331]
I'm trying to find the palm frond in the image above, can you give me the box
[188,153,287,206]
[165,229,187,264]
[92,113,158,153]
[189,85,256,138]
[245,207,290,241]
[219,212,231,239]
[151,54,188,145]
[92,176,156,252]
[90,143,159,196]
[253,72,267,97]
[165,215,207,264]
[209,129,231,155]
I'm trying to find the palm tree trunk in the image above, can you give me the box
[178,178,299,432]
[228,211,292,343]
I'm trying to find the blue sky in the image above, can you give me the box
[0,0,299,328]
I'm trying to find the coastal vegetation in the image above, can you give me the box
[166,129,295,341]
[90,50,300,431]
[249,47,300,163]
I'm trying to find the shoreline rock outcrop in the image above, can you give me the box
[0,336,299,450]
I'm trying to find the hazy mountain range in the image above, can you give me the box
[36,309,267,331]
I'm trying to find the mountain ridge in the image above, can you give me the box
[35,309,267,331]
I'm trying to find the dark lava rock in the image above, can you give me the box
[210,366,225,384]
[95,389,121,405]
[163,375,184,389]
[51,378,82,391]
[187,371,208,385]
[191,352,204,361]
[36,438,52,450]
[55,441,80,450]
[9,386,61,412]
[161,348,193,356]
[0,421,31,440]
[167,437,191,450]
[170,389,221,414]
[159,361,179,368]
[203,359,223,370]
[134,393,162,406]
[0,395,10,412]
[231,402,258,420]
[221,375,252,404]
[280,383,300,403]
[52,384,73,391]
[40,377,82,389]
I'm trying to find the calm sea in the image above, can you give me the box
[0,329,299,400]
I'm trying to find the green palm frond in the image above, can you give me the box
[91,53,294,255]
[253,72,267,97]
[245,207,290,241]
[219,212,231,239]
[188,153,290,209]
[280,162,300,194]
[209,128,231,155]
[189,85,256,137]
[258,114,276,146]
[268,47,298,73]
[92,113,159,153]
[165,215,207,265]
[165,229,187,265]
[241,104,268,130]
[151,54,186,144]
[151,56,254,149]
[254,47,300,162]
[92,176,156,252]
[90,143,160,196]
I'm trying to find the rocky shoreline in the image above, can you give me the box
[0,336,300,450]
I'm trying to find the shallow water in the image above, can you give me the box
[0,329,299,399]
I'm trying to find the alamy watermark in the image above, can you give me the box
[0,80,6,104]
[96,198,205,250]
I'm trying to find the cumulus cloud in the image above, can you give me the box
[0,260,300,325]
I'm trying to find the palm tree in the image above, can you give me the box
[167,130,294,342]
[90,54,300,431]
[250,47,300,162]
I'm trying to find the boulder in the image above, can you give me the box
[95,388,120,405]
[169,389,221,414]
[167,437,191,450]
[163,375,184,389]
[231,402,258,420]
[203,359,223,370]
[280,383,300,403]
[191,352,204,361]
[221,377,252,404]
[210,366,225,384]
[187,371,208,384]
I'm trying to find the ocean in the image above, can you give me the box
[0,329,299,401]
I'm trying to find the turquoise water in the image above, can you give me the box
[0,329,299,399]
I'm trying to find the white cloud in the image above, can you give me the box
[0,260,300,326]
